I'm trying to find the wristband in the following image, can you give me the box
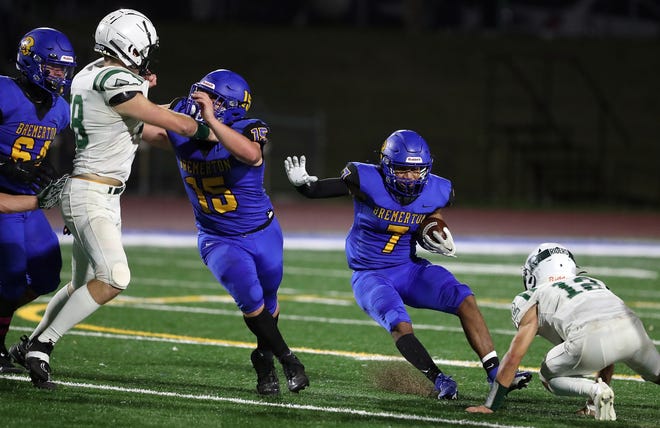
[193,123,210,140]
[484,381,509,411]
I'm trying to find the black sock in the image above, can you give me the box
[256,313,278,351]
[0,298,17,348]
[244,310,288,358]
[483,354,500,380]
[395,333,441,383]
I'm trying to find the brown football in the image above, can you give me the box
[418,216,448,244]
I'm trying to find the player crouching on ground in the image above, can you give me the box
[466,243,660,421]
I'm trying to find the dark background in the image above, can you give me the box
[2,1,659,210]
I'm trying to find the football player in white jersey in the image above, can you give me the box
[466,243,660,421]
[11,9,210,389]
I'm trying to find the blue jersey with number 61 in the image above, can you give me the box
[0,76,69,195]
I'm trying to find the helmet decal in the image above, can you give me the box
[19,36,34,57]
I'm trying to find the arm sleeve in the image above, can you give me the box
[296,177,349,198]
[295,162,364,199]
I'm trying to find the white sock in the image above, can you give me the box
[481,351,497,363]
[30,283,72,341]
[37,285,100,344]
[546,376,595,398]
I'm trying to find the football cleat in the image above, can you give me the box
[510,370,532,390]
[25,338,56,390]
[250,349,280,395]
[593,378,616,421]
[279,351,309,393]
[0,344,24,374]
[434,373,458,400]
[487,369,532,391]
[8,335,29,369]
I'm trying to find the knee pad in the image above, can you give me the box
[110,262,131,289]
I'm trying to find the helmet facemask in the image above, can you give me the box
[40,62,76,94]
[382,158,431,199]
[182,69,252,125]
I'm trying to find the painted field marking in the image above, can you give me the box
[0,374,532,428]
[14,303,646,383]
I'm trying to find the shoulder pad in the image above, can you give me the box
[232,117,267,128]
[93,67,144,91]
[341,162,361,188]
[511,290,536,328]
[233,118,270,142]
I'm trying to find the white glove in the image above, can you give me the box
[37,174,69,209]
[284,155,318,187]
[422,226,457,257]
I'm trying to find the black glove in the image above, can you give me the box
[0,156,58,191]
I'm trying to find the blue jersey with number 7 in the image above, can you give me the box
[343,162,453,270]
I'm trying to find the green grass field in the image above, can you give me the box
[1,245,658,427]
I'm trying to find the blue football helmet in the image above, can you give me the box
[380,130,433,199]
[183,69,252,125]
[16,27,76,95]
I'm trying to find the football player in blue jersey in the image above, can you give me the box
[142,69,309,395]
[284,130,531,399]
[0,27,75,373]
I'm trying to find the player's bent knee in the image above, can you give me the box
[110,262,131,289]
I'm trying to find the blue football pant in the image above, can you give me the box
[199,218,283,315]
[352,258,473,332]
[0,211,61,300]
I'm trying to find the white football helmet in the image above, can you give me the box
[94,9,158,76]
[522,243,578,290]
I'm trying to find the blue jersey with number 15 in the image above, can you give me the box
[166,100,273,236]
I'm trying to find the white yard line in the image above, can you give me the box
[58,232,660,258]
[0,374,533,428]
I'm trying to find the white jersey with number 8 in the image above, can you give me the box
[69,58,149,183]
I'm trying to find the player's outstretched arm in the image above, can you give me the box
[466,306,538,413]
[114,93,201,138]
[284,155,351,199]
[0,193,37,213]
